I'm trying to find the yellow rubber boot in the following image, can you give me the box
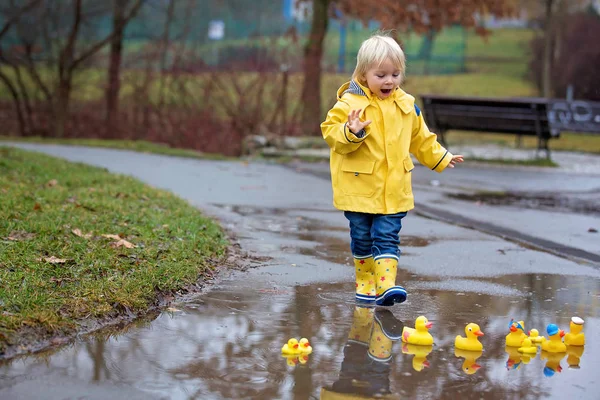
[347,306,374,345]
[353,255,376,303]
[374,257,407,306]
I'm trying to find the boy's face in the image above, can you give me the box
[362,58,402,99]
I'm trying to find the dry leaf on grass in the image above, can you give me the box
[46,179,58,187]
[44,256,67,264]
[6,231,36,241]
[33,203,41,211]
[72,229,92,238]
[110,239,136,249]
[102,234,122,240]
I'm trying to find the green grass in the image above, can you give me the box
[0,147,228,354]
[0,137,231,160]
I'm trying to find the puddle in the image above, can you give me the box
[447,191,600,216]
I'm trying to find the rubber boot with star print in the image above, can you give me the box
[353,255,376,303]
[374,257,407,306]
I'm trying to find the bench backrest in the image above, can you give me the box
[420,95,554,137]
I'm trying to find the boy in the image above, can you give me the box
[321,34,463,307]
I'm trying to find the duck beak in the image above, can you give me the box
[304,342,310,347]
[472,363,481,370]
[425,322,433,329]
[423,360,430,368]
[510,326,517,332]
[559,330,565,338]
[474,330,484,336]
[294,344,299,349]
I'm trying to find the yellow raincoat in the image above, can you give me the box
[321,80,453,214]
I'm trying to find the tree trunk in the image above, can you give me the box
[105,0,126,137]
[542,0,556,98]
[54,79,71,138]
[300,0,330,135]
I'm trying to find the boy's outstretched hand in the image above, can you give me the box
[447,155,464,168]
[348,109,372,134]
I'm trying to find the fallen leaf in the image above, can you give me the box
[72,229,92,238]
[589,228,598,233]
[6,231,36,241]
[166,307,181,312]
[110,239,136,249]
[44,256,67,264]
[46,179,58,187]
[33,203,41,211]
[102,234,122,240]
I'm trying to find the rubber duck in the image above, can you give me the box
[518,338,538,354]
[282,338,301,355]
[528,328,546,344]
[455,323,484,351]
[566,345,584,369]
[505,319,527,347]
[298,338,313,354]
[401,316,434,346]
[541,324,566,353]
[402,343,433,372]
[454,348,483,375]
[505,346,523,371]
[541,350,565,377]
[564,316,585,346]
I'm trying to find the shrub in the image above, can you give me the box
[529,12,600,100]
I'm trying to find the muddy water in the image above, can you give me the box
[1,209,600,399]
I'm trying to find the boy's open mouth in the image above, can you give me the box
[381,88,392,94]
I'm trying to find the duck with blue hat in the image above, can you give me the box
[505,319,527,347]
[541,323,566,353]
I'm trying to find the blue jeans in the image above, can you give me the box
[344,211,407,260]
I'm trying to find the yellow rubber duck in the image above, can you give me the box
[518,338,537,354]
[455,323,484,351]
[401,316,434,346]
[505,319,527,347]
[454,348,483,375]
[541,324,566,353]
[528,328,546,344]
[282,338,301,355]
[564,316,585,346]
[282,355,300,366]
[402,343,433,372]
[298,338,313,354]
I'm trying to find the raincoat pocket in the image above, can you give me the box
[340,158,376,197]
[403,157,414,195]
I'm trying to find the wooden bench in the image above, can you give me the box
[420,94,558,158]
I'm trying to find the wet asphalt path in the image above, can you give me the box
[1,143,600,400]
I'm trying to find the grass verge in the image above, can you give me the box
[0,137,231,161]
[0,147,228,357]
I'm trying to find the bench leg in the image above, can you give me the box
[536,136,551,160]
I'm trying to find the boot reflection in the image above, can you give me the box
[321,307,403,400]
[454,348,483,375]
[541,350,566,377]
[566,345,585,369]
[403,344,433,372]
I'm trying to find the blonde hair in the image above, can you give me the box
[352,34,406,84]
